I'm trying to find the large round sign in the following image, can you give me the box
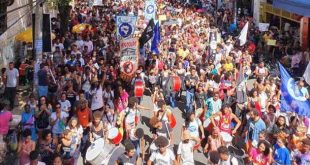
[287,78,307,101]
[147,5,155,14]
[119,23,133,38]
[210,40,217,50]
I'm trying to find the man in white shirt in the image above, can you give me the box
[83,36,93,54]
[177,130,196,165]
[147,136,177,165]
[25,151,46,165]
[218,146,239,165]
[5,62,19,109]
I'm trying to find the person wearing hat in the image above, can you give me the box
[147,136,177,165]
[176,130,199,165]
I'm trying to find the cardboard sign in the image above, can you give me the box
[267,39,276,46]
[158,15,167,21]
[258,23,270,31]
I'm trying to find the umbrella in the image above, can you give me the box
[72,23,92,33]
[15,27,56,43]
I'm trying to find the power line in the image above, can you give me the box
[0,0,38,18]
[2,0,44,37]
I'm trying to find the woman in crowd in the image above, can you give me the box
[39,129,57,165]
[17,129,36,165]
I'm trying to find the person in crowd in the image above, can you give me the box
[4,62,19,109]
[147,136,177,165]
[248,140,272,165]
[244,109,266,151]
[273,137,291,165]
[185,67,199,114]
[50,103,68,139]
[292,138,310,165]
[204,127,224,153]
[177,130,199,165]
[66,117,83,164]
[182,111,204,150]
[52,154,63,165]
[37,64,49,98]
[39,129,57,165]
[26,150,46,165]
[89,111,105,142]
[20,104,37,140]
[0,100,12,136]
[116,141,138,165]
[17,129,36,165]
[217,146,239,165]
[58,129,73,165]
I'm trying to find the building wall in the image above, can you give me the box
[0,0,32,67]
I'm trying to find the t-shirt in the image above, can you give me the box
[59,100,71,114]
[0,111,12,135]
[177,141,194,165]
[90,86,103,110]
[246,118,266,143]
[183,119,201,138]
[38,69,48,86]
[51,112,68,134]
[149,149,175,165]
[6,68,19,87]
[273,144,291,165]
[77,108,90,128]
[249,148,269,164]
[156,121,172,139]
[219,155,239,165]
[117,153,138,165]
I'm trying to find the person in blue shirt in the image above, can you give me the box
[244,109,266,151]
[273,138,291,165]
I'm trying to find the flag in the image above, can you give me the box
[151,22,160,54]
[238,22,248,46]
[139,19,155,48]
[279,62,310,117]
[303,62,310,85]
[144,0,156,20]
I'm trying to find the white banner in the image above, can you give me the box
[116,16,137,39]
[239,22,249,46]
[144,0,156,20]
[120,38,139,80]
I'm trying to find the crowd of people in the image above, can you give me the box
[0,0,310,165]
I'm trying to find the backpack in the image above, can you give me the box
[229,147,245,165]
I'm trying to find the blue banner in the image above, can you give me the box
[116,16,137,39]
[144,0,156,20]
[279,63,310,117]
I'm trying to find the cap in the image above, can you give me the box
[182,130,191,140]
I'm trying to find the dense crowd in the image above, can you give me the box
[0,0,310,165]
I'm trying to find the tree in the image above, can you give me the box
[54,0,71,36]
[0,0,15,35]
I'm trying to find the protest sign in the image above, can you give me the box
[120,38,139,80]
[267,39,276,46]
[258,23,270,31]
[116,16,137,39]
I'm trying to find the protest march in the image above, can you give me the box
[0,0,310,165]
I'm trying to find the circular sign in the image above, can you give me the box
[287,78,307,101]
[147,5,155,14]
[119,23,133,38]
[123,61,134,75]
[210,40,217,50]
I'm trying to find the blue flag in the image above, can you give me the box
[279,62,310,117]
[151,22,160,55]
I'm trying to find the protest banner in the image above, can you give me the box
[258,23,270,31]
[116,16,137,39]
[144,0,156,20]
[120,38,139,81]
[267,39,277,46]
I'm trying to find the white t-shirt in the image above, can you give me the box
[183,119,202,138]
[59,100,71,114]
[259,92,268,112]
[6,68,19,87]
[91,86,103,110]
[51,112,68,134]
[177,141,194,165]
[149,149,176,165]
[219,155,239,165]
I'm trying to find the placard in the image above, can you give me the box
[158,15,167,21]
[116,16,137,39]
[258,23,270,31]
[120,38,139,80]
[267,39,276,46]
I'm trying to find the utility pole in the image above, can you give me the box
[33,0,43,89]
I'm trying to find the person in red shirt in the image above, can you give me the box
[76,99,91,129]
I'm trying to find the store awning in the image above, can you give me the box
[273,0,310,17]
